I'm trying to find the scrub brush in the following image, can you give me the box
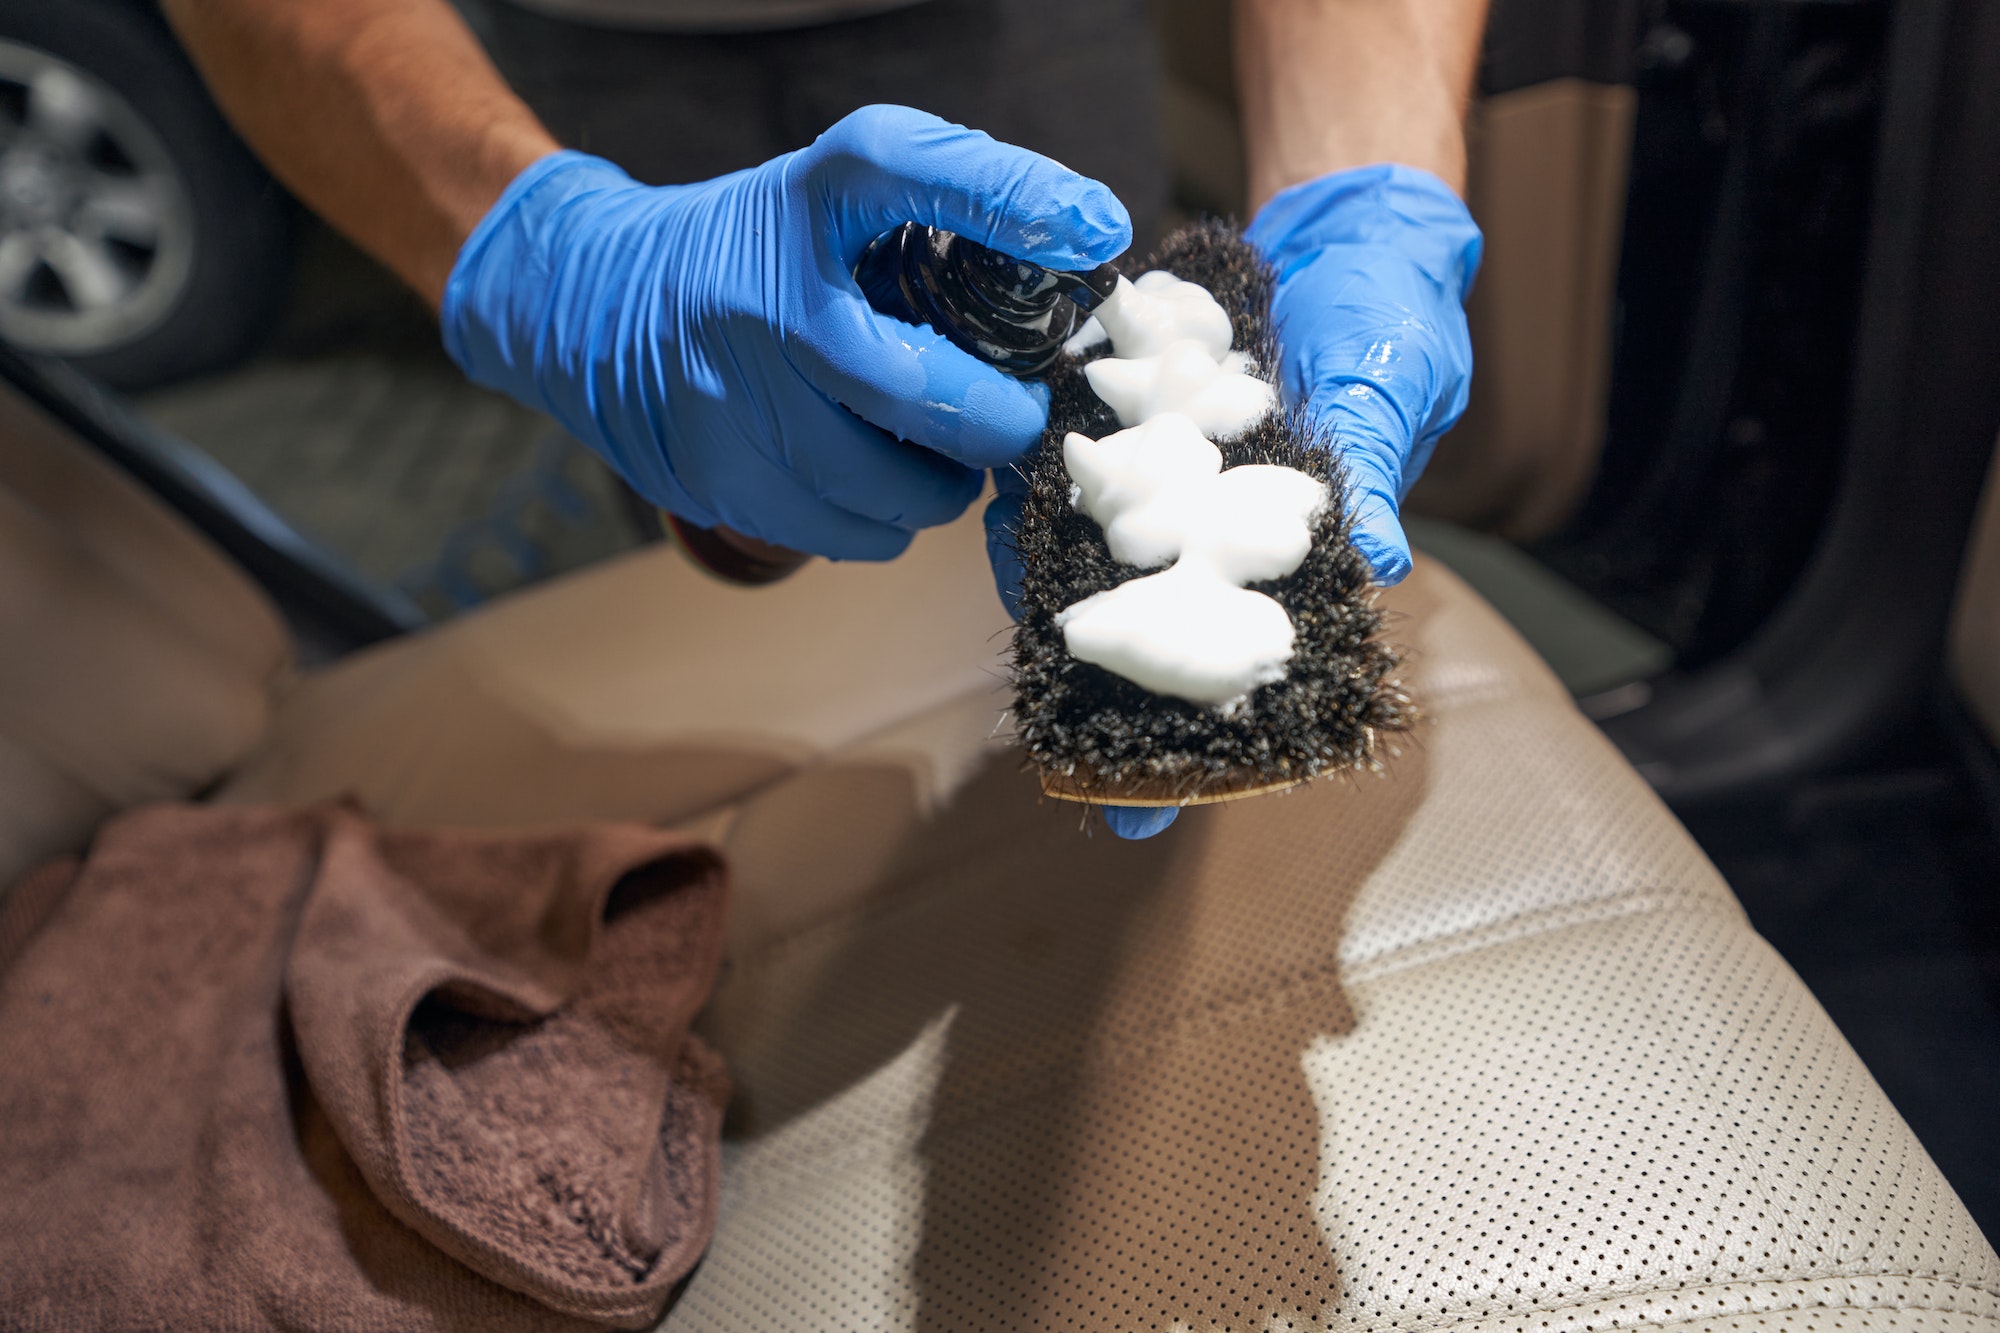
[1003,220,1415,807]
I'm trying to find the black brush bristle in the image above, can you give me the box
[1005,221,1415,802]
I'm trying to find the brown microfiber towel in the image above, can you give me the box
[0,801,730,1332]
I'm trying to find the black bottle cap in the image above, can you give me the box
[853,223,1118,379]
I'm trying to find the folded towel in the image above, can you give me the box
[0,802,730,1331]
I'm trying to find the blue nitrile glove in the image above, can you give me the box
[984,163,1481,841]
[443,105,1130,561]
[1243,163,1482,585]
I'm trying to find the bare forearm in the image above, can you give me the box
[160,0,558,305]
[1234,0,1488,210]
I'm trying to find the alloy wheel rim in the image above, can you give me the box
[0,40,196,356]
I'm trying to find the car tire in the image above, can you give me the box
[0,0,296,390]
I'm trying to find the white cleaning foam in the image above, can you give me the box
[1084,339,1275,440]
[1089,270,1235,360]
[1057,419,1326,706]
[1068,273,1273,438]
[1057,566,1299,708]
[1057,271,1324,708]
[1062,413,1220,568]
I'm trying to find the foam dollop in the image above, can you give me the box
[1057,416,1327,706]
[1069,272,1274,439]
[1085,270,1234,360]
[1057,266,1324,708]
[1057,567,1299,708]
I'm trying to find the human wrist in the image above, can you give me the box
[1232,0,1486,210]
[1241,118,1468,215]
[430,125,563,272]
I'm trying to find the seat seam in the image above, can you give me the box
[731,875,1727,1044]
[1341,886,1743,984]
[726,889,1737,1140]
[860,895,1741,1146]
[729,812,1730,977]
[1346,1273,2000,1333]
[1106,890,1731,1072]
[1574,1305,2000,1333]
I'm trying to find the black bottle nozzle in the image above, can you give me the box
[672,223,1118,585]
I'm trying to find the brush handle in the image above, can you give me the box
[663,515,813,586]
[673,224,1116,586]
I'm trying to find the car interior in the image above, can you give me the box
[0,0,1995,1327]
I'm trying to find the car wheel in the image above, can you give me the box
[0,0,296,390]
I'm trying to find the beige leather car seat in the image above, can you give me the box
[0,379,289,888]
[3,384,1996,1329]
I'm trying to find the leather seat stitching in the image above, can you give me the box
[1341,887,1743,982]
[1363,1273,2000,1333]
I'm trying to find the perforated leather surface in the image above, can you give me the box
[667,560,1998,1331]
[245,510,1997,1331]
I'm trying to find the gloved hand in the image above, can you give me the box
[986,163,1481,841]
[443,105,1130,560]
[1242,162,1482,585]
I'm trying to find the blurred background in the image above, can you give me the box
[2,0,1995,1233]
